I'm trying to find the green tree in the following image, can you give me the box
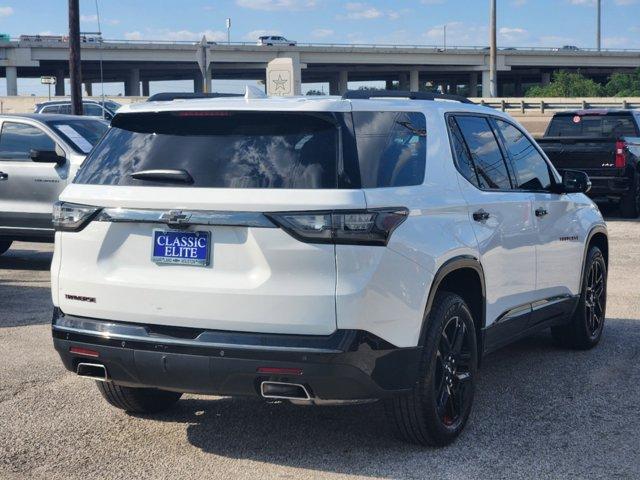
[604,68,640,96]
[305,89,326,96]
[525,71,602,97]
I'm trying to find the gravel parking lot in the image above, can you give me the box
[1,214,639,480]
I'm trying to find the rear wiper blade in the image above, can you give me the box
[130,169,193,184]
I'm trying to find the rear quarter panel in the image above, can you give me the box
[335,105,479,348]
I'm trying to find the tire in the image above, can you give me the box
[385,292,478,446]
[96,381,182,414]
[551,246,607,350]
[0,240,11,256]
[619,174,640,218]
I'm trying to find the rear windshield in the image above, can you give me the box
[74,110,427,189]
[546,113,638,138]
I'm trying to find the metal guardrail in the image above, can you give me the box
[471,98,640,113]
[7,37,640,52]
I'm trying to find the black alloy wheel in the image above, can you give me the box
[435,315,473,427]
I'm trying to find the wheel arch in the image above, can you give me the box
[581,225,608,291]
[419,256,486,356]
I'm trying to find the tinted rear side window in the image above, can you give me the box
[546,114,638,137]
[75,112,343,189]
[353,111,426,188]
[455,116,512,190]
[448,117,480,188]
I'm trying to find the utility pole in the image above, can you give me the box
[596,0,601,51]
[489,0,497,97]
[226,18,231,45]
[68,0,82,115]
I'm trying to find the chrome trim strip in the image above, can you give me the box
[0,226,53,231]
[495,294,574,323]
[531,294,574,311]
[96,208,276,228]
[53,316,342,354]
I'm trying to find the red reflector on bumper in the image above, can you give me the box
[257,367,303,376]
[69,346,99,358]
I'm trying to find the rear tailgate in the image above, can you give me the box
[52,109,365,336]
[538,137,622,177]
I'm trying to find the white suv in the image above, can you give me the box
[51,90,608,446]
[257,35,297,46]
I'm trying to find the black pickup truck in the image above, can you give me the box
[538,109,640,217]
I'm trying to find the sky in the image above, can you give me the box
[0,0,639,95]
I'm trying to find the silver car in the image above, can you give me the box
[34,99,121,120]
[0,114,108,255]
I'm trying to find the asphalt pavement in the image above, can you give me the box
[1,214,639,480]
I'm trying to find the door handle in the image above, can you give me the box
[473,209,490,222]
[0,172,7,181]
[535,207,548,217]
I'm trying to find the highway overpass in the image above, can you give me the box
[1,39,639,96]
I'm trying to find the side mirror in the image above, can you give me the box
[30,149,65,165]
[559,169,591,194]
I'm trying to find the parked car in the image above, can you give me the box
[51,90,607,446]
[34,99,121,120]
[257,35,297,46]
[0,114,108,254]
[538,109,640,217]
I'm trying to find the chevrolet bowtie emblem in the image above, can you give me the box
[160,210,192,225]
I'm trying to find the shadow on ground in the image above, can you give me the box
[138,318,640,478]
[0,247,52,272]
[0,244,53,327]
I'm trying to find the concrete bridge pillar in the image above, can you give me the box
[409,70,420,92]
[124,68,140,96]
[84,81,92,96]
[5,66,17,96]
[338,70,348,95]
[398,72,409,90]
[481,70,491,97]
[541,72,551,86]
[469,73,478,97]
[194,74,203,93]
[142,80,150,97]
[329,75,339,95]
[55,69,65,96]
[194,67,212,93]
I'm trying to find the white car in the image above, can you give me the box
[51,90,607,446]
[257,35,297,46]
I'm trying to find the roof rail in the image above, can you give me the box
[146,92,243,102]
[342,89,474,104]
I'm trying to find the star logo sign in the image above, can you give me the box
[273,74,288,92]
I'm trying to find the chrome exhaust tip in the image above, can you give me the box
[260,381,311,401]
[76,362,109,382]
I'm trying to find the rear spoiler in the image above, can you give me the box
[147,92,243,102]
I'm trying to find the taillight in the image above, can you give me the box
[615,140,627,168]
[52,201,101,231]
[268,208,408,246]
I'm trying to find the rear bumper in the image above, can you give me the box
[588,176,632,200]
[51,309,422,401]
